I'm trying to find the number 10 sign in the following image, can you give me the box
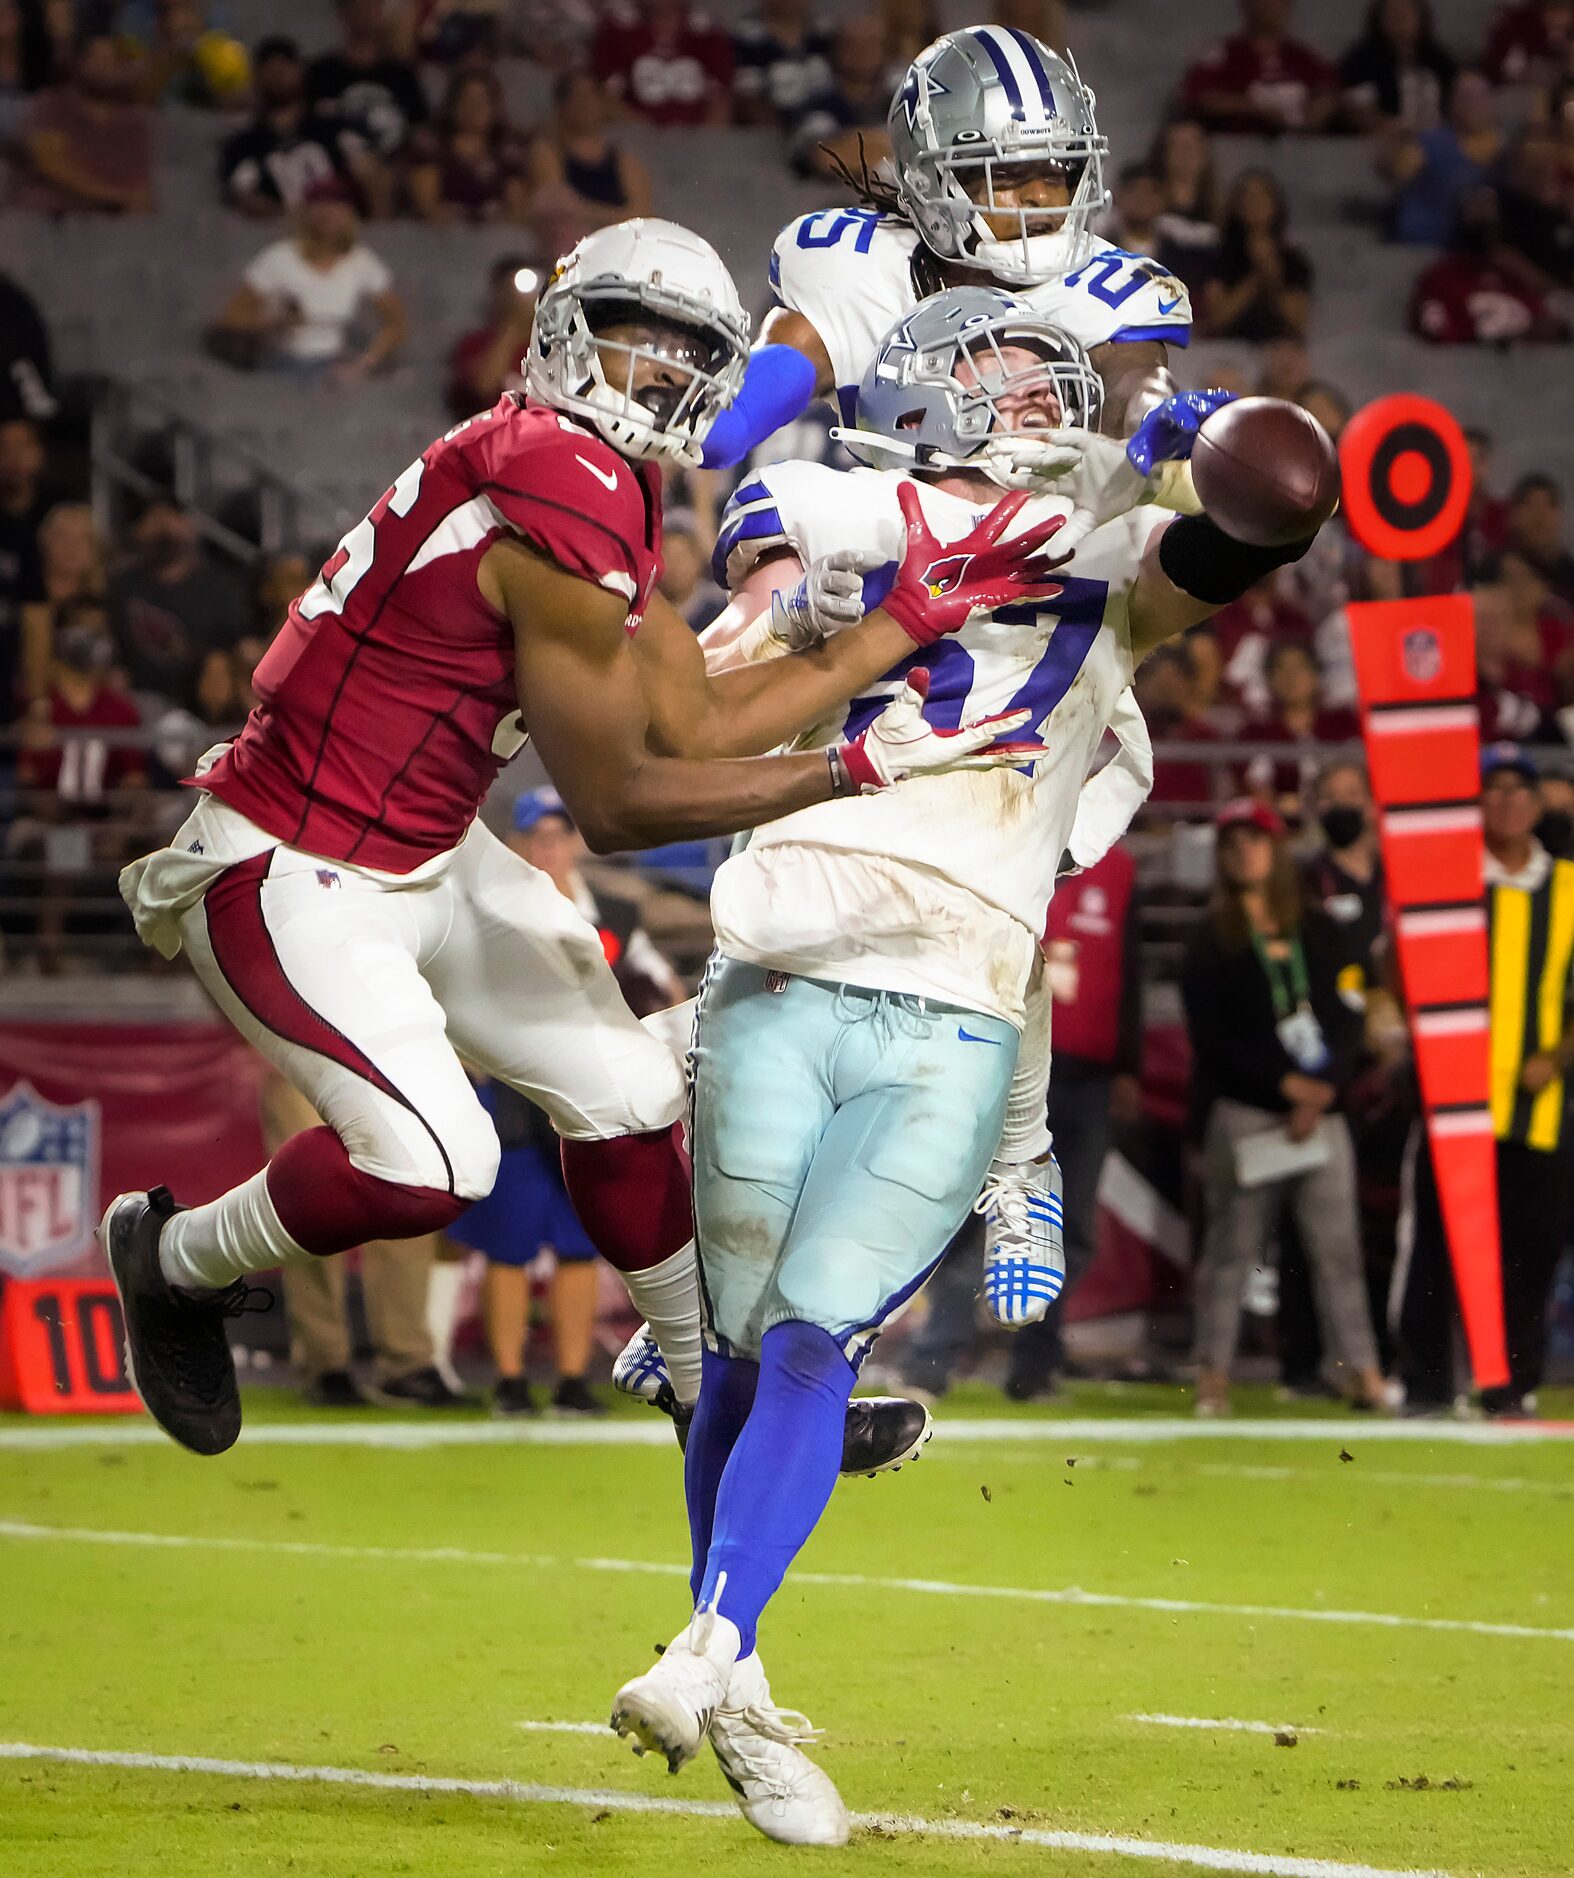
[0,1279,142,1415]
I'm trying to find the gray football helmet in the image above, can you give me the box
[840,286,1103,479]
[889,27,1110,283]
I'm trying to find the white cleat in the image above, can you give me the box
[976,1153,1065,1327]
[709,1652,850,1847]
[610,1603,741,1774]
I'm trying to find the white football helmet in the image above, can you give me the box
[890,27,1110,283]
[526,219,750,464]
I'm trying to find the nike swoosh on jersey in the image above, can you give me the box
[576,454,620,492]
[1156,296,1183,315]
[958,1027,1004,1045]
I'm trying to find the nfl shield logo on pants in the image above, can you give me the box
[1401,627,1442,685]
[0,1081,100,1278]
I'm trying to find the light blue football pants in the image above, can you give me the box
[689,959,1019,1366]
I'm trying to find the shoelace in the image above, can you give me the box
[714,1700,824,1798]
[166,1281,271,1398]
[973,1172,1040,1258]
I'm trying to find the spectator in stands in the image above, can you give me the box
[0,270,55,424]
[414,0,507,68]
[1182,799,1387,1419]
[1181,0,1338,137]
[0,415,50,722]
[1411,184,1568,343]
[659,509,723,629]
[121,0,251,110]
[1004,841,1144,1402]
[210,180,407,382]
[251,550,310,636]
[592,0,734,128]
[527,69,653,259]
[406,68,527,224]
[1296,378,1352,444]
[1200,168,1313,342]
[732,0,831,127]
[1150,116,1222,236]
[878,0,939,80]
[108,499,248,713]
[220,36,386,220]
[1483,0,1574,88]
[1100,163,1196,285]
[1503,472,1574,604]
[1134,640,1222,812]
[1495,124,1574,289]
[513,0,600,72]
[148,641,249,787]
[1240,639,1361,822]
[13,33,154,215]
[1338,0,1456,134]
[788,12,892,182]
[1254,336,1311,402]
[1304,760,1386,975]
[0,0,69,120]
[308,0,428,162]
[18,601,146,804]
[1535,766,1574,854]
[1499,546,1574,693]
[449,787,684,1416]
[447,255,535,419]
[1380,67,1502,245]
[20,502,107,706]
[1474,577,1554,739]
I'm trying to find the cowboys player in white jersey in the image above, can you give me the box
[607,288,1326,1845]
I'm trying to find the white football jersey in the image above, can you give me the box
[709,462,1167,1023]
[769,209,1192,422]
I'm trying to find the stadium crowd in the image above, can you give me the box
[2,0,1573,1415]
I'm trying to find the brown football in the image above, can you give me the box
[1189,396,1341,547]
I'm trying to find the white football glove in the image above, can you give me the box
[769,548,887,649]
[838,669,1040,791]
[981,430,1153,558]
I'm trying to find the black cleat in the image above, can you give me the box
[374,1364,472,1408]
[551,1375,607,1417]
[98,1187,264,1457]
[302,1368,372,1409]
[492,1375,540,1418]
[843,1395,933,1477]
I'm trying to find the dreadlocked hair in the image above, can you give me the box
[821,134,904,217]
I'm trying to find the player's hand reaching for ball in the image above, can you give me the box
[771,548,888,649]
[836,668,1043,792]
[881,485,1070,646]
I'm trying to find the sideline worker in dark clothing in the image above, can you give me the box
[1392,744,1574,1416]
[1182,798,1387,1418]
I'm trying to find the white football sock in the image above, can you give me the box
[425,1255,468,1393]
[158,1170,314,1292]
[620,1240,703,1406]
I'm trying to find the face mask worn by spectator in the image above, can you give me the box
[1318,804,1366,848]
[56,623,115,676]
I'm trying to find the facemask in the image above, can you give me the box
[1535,809,1573,856]
[56,625,114,674]
[1318,806,1367,850]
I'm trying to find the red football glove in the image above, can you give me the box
[881,484,1070,647]
[838,668,1044,792]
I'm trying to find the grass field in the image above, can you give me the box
[1,1383,1571,1878]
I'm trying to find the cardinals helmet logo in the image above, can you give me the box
[921,552,975,599]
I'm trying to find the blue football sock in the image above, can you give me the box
[684,1345,759,1604]
[695,1320,854,1655]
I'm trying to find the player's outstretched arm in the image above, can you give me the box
[489,538,1039,851]
[635,490,1069,760]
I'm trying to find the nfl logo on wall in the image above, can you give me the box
[1402,627,1442,685]
[0,1081,101,1278]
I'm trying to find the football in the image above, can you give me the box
[1189,396,1341,547]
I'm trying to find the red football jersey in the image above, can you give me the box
[201,398,664,873]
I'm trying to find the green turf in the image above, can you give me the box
[0,1390,1570,1877]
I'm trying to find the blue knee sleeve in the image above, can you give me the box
[684,1345,759,1603]
[696,1320,854,1655]
[700,344,818,469]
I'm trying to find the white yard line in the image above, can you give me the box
[0,1741,1451,1878]
[2,1517,1569,1644]
[1129,1715,1323,1736]
[0,1415,1570,1451]
[516,1720,615,1736]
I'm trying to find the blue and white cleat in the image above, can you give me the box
[976,1155,1066,1327]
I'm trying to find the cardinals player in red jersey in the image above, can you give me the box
[102,219,1066,1459]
